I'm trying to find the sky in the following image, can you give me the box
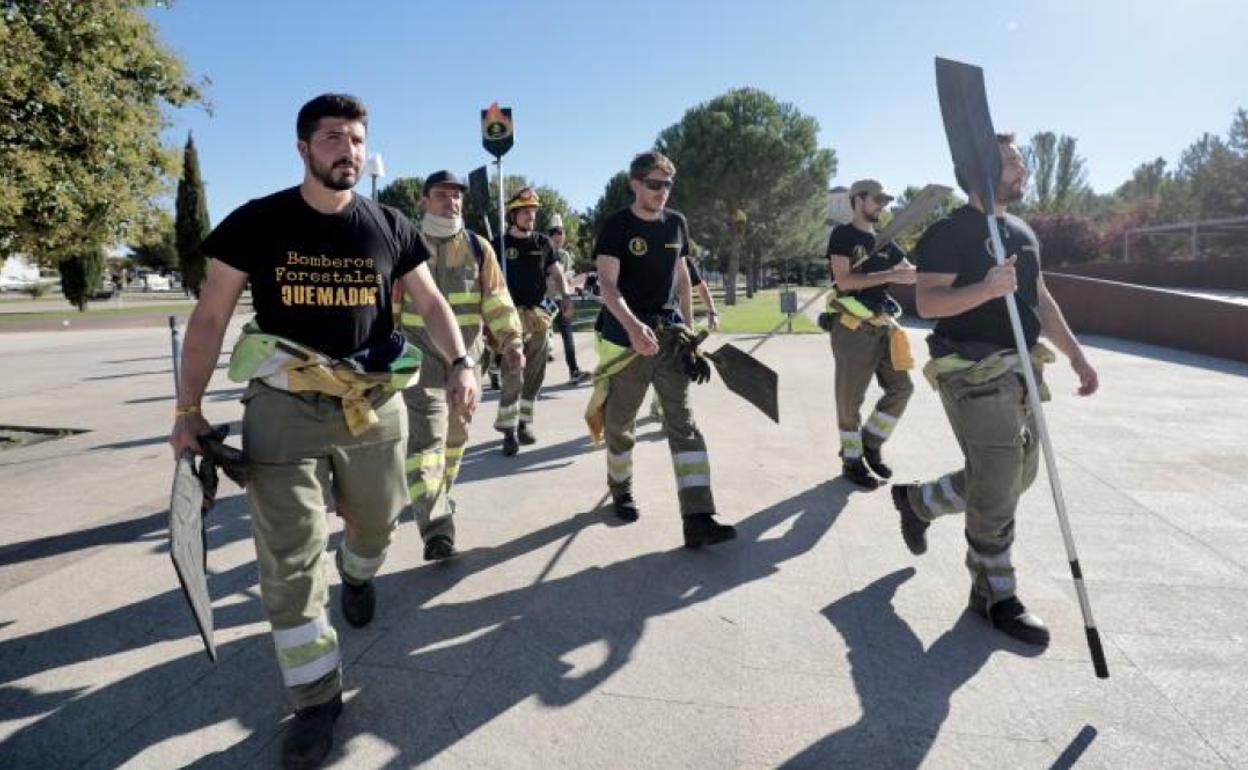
[150,0,1248,225]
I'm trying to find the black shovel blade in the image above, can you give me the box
[169,456,217,662]
[935,57,1001,205]
[709,343,779,423]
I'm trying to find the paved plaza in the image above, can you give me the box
[2,318,1246,768]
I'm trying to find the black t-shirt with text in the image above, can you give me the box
[825,224,905,313]
[593,207,690,346]
[201,187,428,359]
[915,205,1042,351]
[500,231,558,307]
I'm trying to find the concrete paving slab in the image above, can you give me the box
[2,321,1247,768]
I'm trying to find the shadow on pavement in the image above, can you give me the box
[779,568,1043,769]
[0,481,853,767]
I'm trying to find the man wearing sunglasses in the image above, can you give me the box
[825,178,917,489]
[591,150,736,548]
[494,187,575,455]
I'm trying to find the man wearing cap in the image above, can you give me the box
[399,171,524,560]
[495,187,575,455]
[547,214,590,383]
[825,179,917,489]
[588,150,736,548]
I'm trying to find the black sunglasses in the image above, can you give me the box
[641,178,674,192]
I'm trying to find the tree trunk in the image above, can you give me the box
[724,251,739,306]
[745,247,757,298]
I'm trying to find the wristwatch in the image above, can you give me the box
[451,354,476,371]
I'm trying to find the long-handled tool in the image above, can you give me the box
[935,56,1108,679]
[689,329,778,422]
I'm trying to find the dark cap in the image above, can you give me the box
[422,170,468,195]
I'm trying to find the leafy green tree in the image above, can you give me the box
[129,210,178,272]
[656,88,835,303]
[58,249,106,311]
[377,176,425,221]
[0,1,205,264]
[462,173,580,253]
[579,171,632,264]
[1022,131,1089,212]
[175,133,211,294]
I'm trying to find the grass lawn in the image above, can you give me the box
[565,289,823,334]
[713,289,820,334]
[0,302,196,325]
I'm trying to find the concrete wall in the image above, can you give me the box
[1048,256,1248,291]
[891,273,1248,364]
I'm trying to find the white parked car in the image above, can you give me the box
[141,273,172,291]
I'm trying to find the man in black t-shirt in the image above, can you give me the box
[493,187,574,454]
[168,94,478,768]
[592,150,736,548]
[893,133,1098,648]
[825,179,917,489]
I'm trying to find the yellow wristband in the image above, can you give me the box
[175,404,201,418]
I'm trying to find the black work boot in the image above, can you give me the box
[891,484,929,555]
[340,578,375,628]
[612,491,639,522]
[683,513,737,548]
[489,371,501,390]
[282,692,342,770]
[335,551,375,628]
[517,422,537,445]
[969,592,1051,647]
[501,428,519,456]
[423,534,457,562]
[862,442,893,479]
[841,459,880,490]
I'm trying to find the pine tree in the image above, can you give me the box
[175,133,212,295]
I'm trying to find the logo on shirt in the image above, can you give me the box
[506,247,519,260]
[628,237,648,256]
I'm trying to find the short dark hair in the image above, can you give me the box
[629,150,676,180]
[296,93,368,141]
[954,132,1017,194]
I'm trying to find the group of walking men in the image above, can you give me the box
[168,93,1096,768]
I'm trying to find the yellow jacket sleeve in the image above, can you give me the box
[477,237,523,353]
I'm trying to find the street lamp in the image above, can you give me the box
[363,153,386,199]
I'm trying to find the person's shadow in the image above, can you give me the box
[0,479,858,768]
[779,568,1043,769]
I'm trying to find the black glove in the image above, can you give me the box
[817,311,836,332]
[197,424,248,511]
[686,353,712,384]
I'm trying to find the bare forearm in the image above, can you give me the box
[916,282,992,319]
[601,279,643,331]
[696,284,715,314]
[179,310,229,407]
[1040,289,1085,362]
[834,269,899,291]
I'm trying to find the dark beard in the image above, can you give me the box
[311,157,358,191]
[997,180,1025,204]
